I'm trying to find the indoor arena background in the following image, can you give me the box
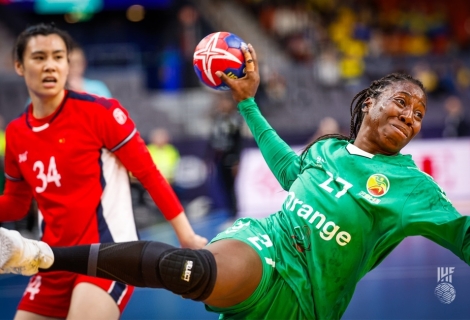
[1,0,470,319]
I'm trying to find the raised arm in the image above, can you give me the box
[217,44,301,189]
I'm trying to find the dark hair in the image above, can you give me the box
[302,72,426,155]
[13,22,73,64]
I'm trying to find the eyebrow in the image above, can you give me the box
[31,49,66,55]
[395,91,426,108]
[396,91,411,97]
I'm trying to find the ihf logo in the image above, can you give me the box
[434,267,456,304]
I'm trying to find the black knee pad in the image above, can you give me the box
[158,248,217,301]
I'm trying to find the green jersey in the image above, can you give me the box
[234,98,470,319]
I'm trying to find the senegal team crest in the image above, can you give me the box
[366,174,390,197]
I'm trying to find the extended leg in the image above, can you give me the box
[0,227,262,308]
[0,227,216,301]
[45,241,217,301]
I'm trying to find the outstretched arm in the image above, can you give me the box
[237,98,301,189]
[217,45,301,189]
[402,178,470,263]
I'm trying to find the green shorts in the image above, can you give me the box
[205,217,305,320]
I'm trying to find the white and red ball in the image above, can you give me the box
[193,32,246,91]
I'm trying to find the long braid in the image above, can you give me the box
[302,72,425,156]
[349,88,368,139]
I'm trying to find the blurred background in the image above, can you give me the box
[1,0,470,319]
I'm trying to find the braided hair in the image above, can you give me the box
[302,72,426,155]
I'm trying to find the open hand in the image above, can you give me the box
[216,43,260,103]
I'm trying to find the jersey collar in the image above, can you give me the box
[345,142,414,166]
[26,91,69,132]
[346,143,374,158]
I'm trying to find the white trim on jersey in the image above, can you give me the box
[100,149,139,242]
[32,123,50,132]
[38,208,44,239]
[110,128,137,152]
[346,143,374,159]
[107,281,116,293]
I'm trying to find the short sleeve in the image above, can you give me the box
[97,98,137,152]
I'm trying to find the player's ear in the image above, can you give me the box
[362,98,372,113]
[14,60,25,77]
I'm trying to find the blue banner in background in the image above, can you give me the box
[1,0,172,11]
[34,0,103,14]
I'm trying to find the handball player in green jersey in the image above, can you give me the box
[2,44,470,320]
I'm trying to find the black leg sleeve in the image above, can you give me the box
[95,241,174,287]
[41,245,91,274]
[40,241,175,288]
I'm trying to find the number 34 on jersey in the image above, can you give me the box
[33,156,61,193]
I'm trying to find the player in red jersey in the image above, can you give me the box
[0,23,208,320]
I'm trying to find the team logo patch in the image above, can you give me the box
[19,151,28,163]
[366,174,390,197]
[113,108,127,125]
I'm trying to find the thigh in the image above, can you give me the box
[17,272,76,319]
[68,283,119,320]
[14,310,61,320]
[67,275,134,319]
[204,218,277,308]
[205,239,262,308]
[208,268,304,319]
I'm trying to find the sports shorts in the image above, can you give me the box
[205,217,305,319]
[17,270,134,318]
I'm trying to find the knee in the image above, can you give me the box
[158,248,217,301]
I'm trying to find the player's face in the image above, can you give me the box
[14,34,69,100]
[356,81,426,155]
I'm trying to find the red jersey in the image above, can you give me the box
[1,90,182,247]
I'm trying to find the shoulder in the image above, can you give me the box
[301,138,348,164]
[310,137,348,152]
[406,169,452,203]
[67,91,125,113]
[6,111,27,133]
[167,144,180,154]
[68,90,113,107]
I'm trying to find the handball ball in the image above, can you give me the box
[193,31,246,91]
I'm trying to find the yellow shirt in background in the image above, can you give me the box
[147,144,180,183]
